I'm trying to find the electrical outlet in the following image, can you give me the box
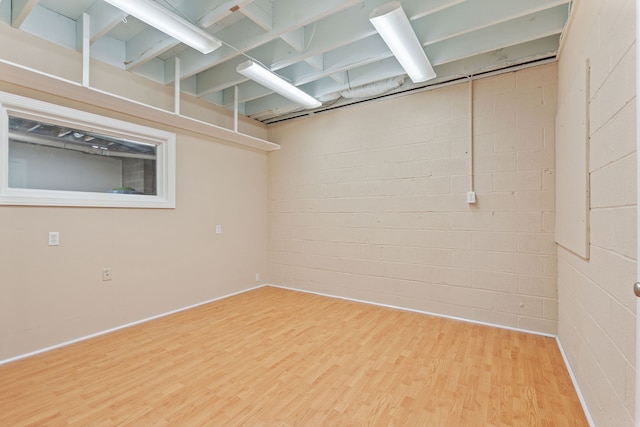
[466,191,477,204]
[48,231,60,246]
[216,225,222,234]
[102,268,112,281]
[255,273,260,282]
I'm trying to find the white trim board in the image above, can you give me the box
[0,285,264,366]
[2,283,553,365]
[268,284,595,426]
[269,284,557,338]
[556,337,596,427]
[0,59,279,152]
[0,283,595,426]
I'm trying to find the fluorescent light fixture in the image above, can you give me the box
[236,60,321,109]
[370,2,436,83]
[104,0,221,54]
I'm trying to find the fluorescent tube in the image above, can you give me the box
[370,2,436,83]
[104,0,221,54]
[236,60,321,109]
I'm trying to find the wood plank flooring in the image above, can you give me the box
[0,286,588,426]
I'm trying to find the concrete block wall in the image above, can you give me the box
[268,63,558,335]
[556,0,636,425]
[123,158,145,193]
[123,158,156,195]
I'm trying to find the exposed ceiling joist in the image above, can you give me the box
[82,1,126,44]
[11,0,38,28]
[7,0,573,124]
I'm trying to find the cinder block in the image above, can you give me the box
[473,193,517,212]
[432,266,472,287]
[474,152,517,174]
[517,275,557,298]
[590,207,637,259]
[381,246,453,267]
[515,190,554,212]
[493,128,544,153]
[542,255,557,277]
[465,134,495,156]
[454,250,544,276]
[412,212,451,230]
[394,263,434,282]
[412,176,451,195]
[493,170,542,192]
[517,148,555,171]
[450,174,492,193]
[472,270,517,292]
[590,154,637,208]
[406,282,452,304]
[493,292,543,317]
[268,62,560,337]
[431,157,469,176]
[448,212,494,231]
[592,1,634,90]
[586,246,636,312]
[421,140,453,160]
[450,286,494,309]
[589,101,635,171]
[517,233,557,254]
[589,48,635,132]
[474,111,517,136]
[421,230,473,250]
[475,71,516,95]
[543,299,559,320]
[542,212,555,233]
[471,308,519,329]
[609,302,634,362]
[493,212,542,233]
[516,316,557,335]
[542,168,554,190]
[471,232,518,252]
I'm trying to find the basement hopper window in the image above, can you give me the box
[0,92,175,208]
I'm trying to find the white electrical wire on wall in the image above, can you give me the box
[468,75,474,194]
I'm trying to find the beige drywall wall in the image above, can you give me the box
[268,63,558,334]
[556,0,637,425]
[0,36,269,362]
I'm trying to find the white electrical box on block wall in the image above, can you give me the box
[48,231,60,246]
[466,191,477,204]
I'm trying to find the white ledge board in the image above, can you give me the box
[0,59,280,152]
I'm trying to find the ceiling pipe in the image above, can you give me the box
[318,76,406,102]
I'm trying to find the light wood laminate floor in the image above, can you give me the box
[0,286,588,426]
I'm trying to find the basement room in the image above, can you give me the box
[0,1,635,425]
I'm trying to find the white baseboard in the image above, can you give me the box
[0,282,596,427]
[270,284,596,424]
[0,285,265,366]
[555,337,596,427]
[268,284,556,338]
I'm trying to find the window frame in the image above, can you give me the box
[0,91,176,208]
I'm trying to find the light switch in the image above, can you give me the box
[48,231,60,246]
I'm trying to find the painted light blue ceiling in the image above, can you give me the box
[4,0,572,124]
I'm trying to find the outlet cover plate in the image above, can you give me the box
[48,231,60,246]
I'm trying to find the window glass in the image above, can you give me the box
[0,92,176,208]
[9,115,158,195]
